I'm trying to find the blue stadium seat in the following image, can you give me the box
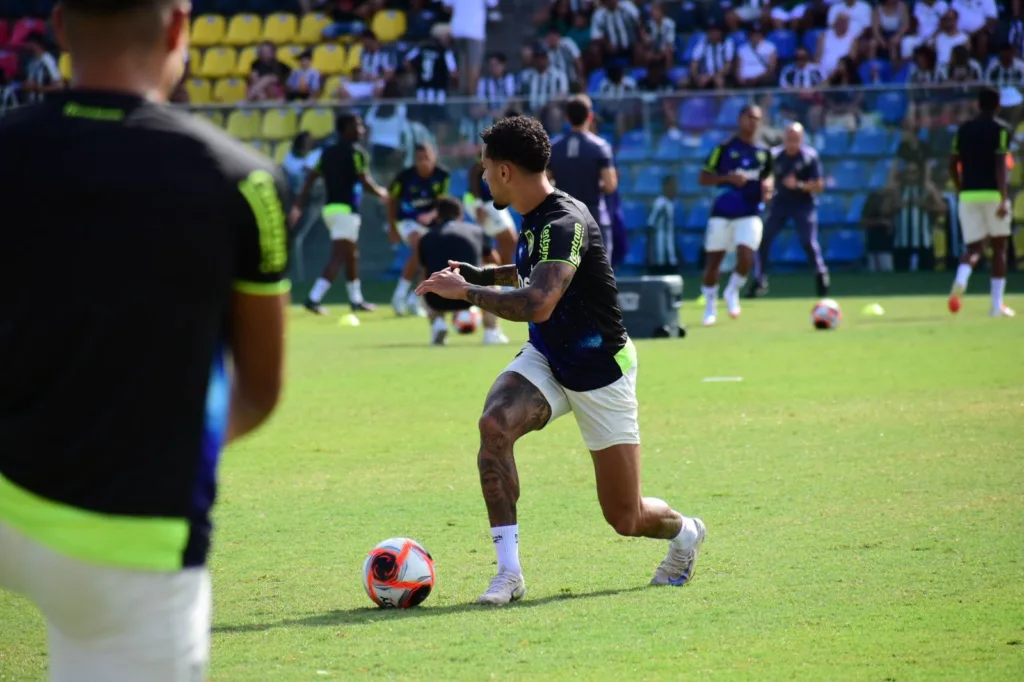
[802,28,823,54]
[387,244,412,276]
[715,96,749,128]
[631,166,664,196]
[892,63,911,83]
[587,69,605,94]
[631,67,647,81]
[624,236,647,266]
[678,97,717,131]
[699,129,729,156]
[768,29,797,61]
[729,30,748,47]
[818,194,847,225]
[618,130,652,162]
[621,200,648,230]
[831,160,867,192]
[679,138,706,161]
[617,166,634,190]
[683,199,711,230]
[769,231,792,263]
[449,168,468,198]
[858,59,891,84]
[653,134,684,161]
[867,161,890,190]
[850,128,893,157]
[779,234,809,265]
[877,92,907,125]
[820,130,850,158]
[678,233,703,265]
[680,33,704,62]
[672,199,688,229]
[668,66,687,84]
[846,193,867,223]
[824,229,865,262]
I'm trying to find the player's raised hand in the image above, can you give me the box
[416,267,469,300]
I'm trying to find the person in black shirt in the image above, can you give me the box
[290,113,388,315]
[404,24,458,123]
[247,40,290,102]
[0,0,289,678]
[947,87,1015,317]
[417,116,705,606]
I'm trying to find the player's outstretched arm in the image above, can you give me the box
[452,261,519,287]
[464,262,574,322]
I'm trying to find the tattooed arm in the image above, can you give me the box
[449,262,519,287]
[466,262,575,323]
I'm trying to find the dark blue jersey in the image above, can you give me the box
[515,191,628,392]
[704,136,773,219]
[389,165,450,220]
[548,131,614,225]
[771,145,822,209]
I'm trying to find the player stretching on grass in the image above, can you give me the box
[417,116,705,606]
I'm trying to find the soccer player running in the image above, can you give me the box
[389,143,451,316]
[419,196,508,345]
[948,87,1016,317]
[749,122,830,299]
[416,116,705,606]
[547,95,619,260]
[0,0,289,679]
[290,112,388,315]
[698,105,774,326]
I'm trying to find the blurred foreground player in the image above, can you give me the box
[419,197,509,345]
[948,88,1015,317]
[417,116,705,606]
[0,0,289,679]
[290,112,388,314]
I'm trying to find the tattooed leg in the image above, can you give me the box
[476,372,552,526]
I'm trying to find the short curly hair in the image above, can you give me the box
[480,115,550,175]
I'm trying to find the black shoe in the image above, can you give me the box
[743,278,768,299]
[816,272,831,298]
[304,299,329,315]
[351,301,377,312]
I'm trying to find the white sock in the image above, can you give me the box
[726,272,747,295]
[954,263,972,291]
[394,278,411,299]
[671,516,700,550]
[702,285,718,317]
[308,277,331,303]
[491,524,521,574]
[345,279,363,304]
[407,290,420,307]
[991,277,1006,311]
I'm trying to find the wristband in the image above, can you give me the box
[479,267,496,287]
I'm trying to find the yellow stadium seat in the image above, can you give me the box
[185,78,212,104]
[343,43,362,75]
[213,77,248,103]
[58,53,72,80]
[193,110,224,128]
[312,44,346,76]
[370,10,406,43]
[235,45,259,77]
[263,13,298,44]
[188,47,202,70]
[225,109,263,140]
[224,13,263,47]
[299,108,334,138]
[273,141,291,165]
[191,14,226,48]
[249,140,270,156]
[319,75,344,101]
[260,108,298,141]
[277,44,304,69]
[296,13,330,44]
[199,47,237,79]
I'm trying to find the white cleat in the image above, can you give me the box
[702,313,717,327]
[991,305,1016,318]
[392,292,408,317]
[476,571,526,605]
[651,518,707,587]
[430,318,449,346]
[482,328,510,345]
[724,289,741,319]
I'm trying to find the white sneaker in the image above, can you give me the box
[651,518,706,586]
[702,313,717,327]
[724,288,741,319]
[392,291,408,317]
[991,304,1016,318]
[431,318,449,346]
[482,328,510,345]
[408,295,427,318]
[476,571,526,605]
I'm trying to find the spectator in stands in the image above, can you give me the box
[688,22,735,89]
[535,0,585,34]
[648,175,678,270]
[357,30,396,83]
[638,56,679,130]
[247,41,290,102]
[365,81,409,175]
[405,0,444,41]
[870,0,909,62]
[284,50,322,102]
[1008,5,1024,58]
[779,47,825,130]
[861,187,896,272]
[817,12,858,77]
[405,24,459,127]
[940,44,981,120]
[321,0,381,40]
[545,25,584,85]
[591,0,643,65]
[735,23,778,87]
[520,44,536,73]
[899,16,925,68]
[934,9,968,66]
[890,161,944,271]
[823,57,863,129]
[907,44,942,125]
[567,11,594,54]
[519,46,570,131]
[478,53,519,117]
[951,0,996,37]
[645,2,676,66]
[985,42,1024,87]
[446,0,498,96]
[766,1,810,31]
[20,34,62,104]
[597,63,637,137]
[828,0,873,38]
[282,132,317,204]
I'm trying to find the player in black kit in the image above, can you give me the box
[417,116,705,606]
[290,112,388,314]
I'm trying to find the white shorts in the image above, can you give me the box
[958,200,1011,245]
[480,202,516,238]
[0,522,211,682]
[705,216,764,252]
[323,208,361,242]
[504,342,640,451]
[398,219,426,245]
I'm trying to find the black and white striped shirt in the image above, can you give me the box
[908,64,945,85]
[894,185,933,250]
[648,195,676,265]
[1009,19,1024,59]
[360,49,395,79]
[590,0,641,51]
[477,73,517,110]
[647,17,676,53]
[547,36,582,82]
[406,45,458,103]
[691,37,735,76]
[519,67,569,111]
[779,63,825,88]
[984,57,1024,87]
[598,75,637,100]
[940,59,982,83]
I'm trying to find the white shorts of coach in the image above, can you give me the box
[480,202,516,238]
[504,342,640,451]
[704,216,764,253]
[958,200,1011,245]
[323,210,361,242]
[0,522,211,682]
[398,219,426,245]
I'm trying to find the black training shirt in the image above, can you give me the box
[953,115,1011,192]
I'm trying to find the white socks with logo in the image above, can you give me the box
[491,524,521,574]
[308,277,331,303]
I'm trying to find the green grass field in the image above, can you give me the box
[2,291,1023,681]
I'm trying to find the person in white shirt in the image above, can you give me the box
[364,81,409,174]
[914,0,949,38]
[871,0,909,62]
[591,0,642,61]
[817,12,859,78]
[645,1,676,65]
[984,43,1024,123]
[900,16,926,66]
[952,0,997,36]
[736,24,777,87]
[828,0,873,38]
[935,9,969,66]
[596,63,637,136]
[444,0,499,95]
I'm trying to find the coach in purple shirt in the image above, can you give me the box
[749,122,830,298]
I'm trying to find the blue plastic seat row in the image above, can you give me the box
[622,229,866,267]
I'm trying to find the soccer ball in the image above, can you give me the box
[811,299,842,330]
[454,306,482,334]
[362,537,435,608]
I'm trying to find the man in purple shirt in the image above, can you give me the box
[750,122,830,298]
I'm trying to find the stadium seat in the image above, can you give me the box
[631,166,664,197]
[624,235,647,267]
[249,140,269,156]
[867,161,889,190]
[631,67,647,82]
[235,45,259,77]
[199,47,237,79]
[0,50,18,80]
[779,233,808,265]
[185,78,212,104]
[846,193,867,223]
[224,13,262,47]
[193,110,225,128]
[190,14,226,48]
[319,74,345,100]
[679,97,716,131]
[831,160,866,192]
[653,134,684,162]
[820,130,849,158]
[802,28,823,54]
[768,29,797,61]
[679,32,703,62]
[312,44,346,75]
[678,232,703,265]
[683,199,711,230]
[672,200,687,229]
[371,10,407,43]
[823,229,865,262]
[621,200,647,230]
[876,92,907,125]
[262,13,297,45]
[212,77,247,103]
[618,130,651,162]
[587,69,605,94]
[296,13,330,45]
[850,128,892,157]
[273,141,290,165]
[715,96,748,128]
[260,108,297,141]
[299,108,334,138]
[616,166,634,190]
[8,18,46,46]
[858,59,891,84]
[344,43,363,74]
[676,163,701,191]
[817,194,846,226]
[225,108,262,139]
[698,129,728,156]
[449,168,469,198]
[277,44,304,69]
[58,52,72,80]
[189,47,202,69]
